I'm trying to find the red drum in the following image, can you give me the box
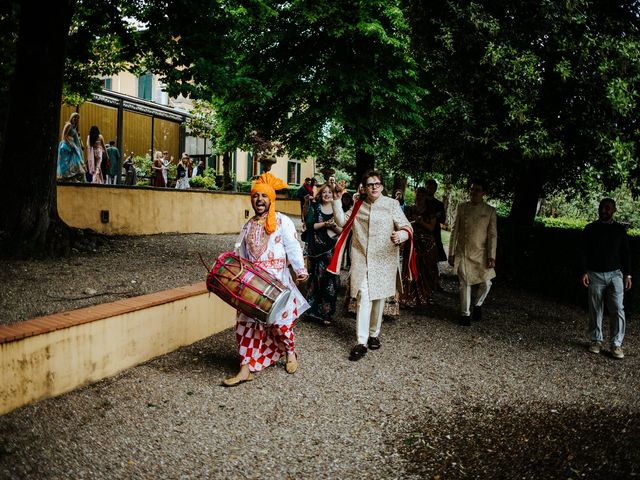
[206,252,291,324]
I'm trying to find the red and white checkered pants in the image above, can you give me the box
[235,321,296,372]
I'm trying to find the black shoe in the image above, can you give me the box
[472,306,482,321]
[367,337,381,350]
[459,316,471,326]
[349,344,367,361]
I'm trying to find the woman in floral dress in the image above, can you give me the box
[305,183,343,325]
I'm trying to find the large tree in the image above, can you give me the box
[0,0,145,254]
[0,0,236,253]
[0,0,76,254]
[207,0,425,184]
[402,0,640,225]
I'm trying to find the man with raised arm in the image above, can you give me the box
[328,170,413,361]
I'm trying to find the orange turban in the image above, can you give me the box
[251,172,288,234]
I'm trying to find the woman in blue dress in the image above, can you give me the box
[57,122,86,182]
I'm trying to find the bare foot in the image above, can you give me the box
[285,352,298,374]
[222,365,253,386]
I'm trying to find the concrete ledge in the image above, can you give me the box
[0,283,236,416]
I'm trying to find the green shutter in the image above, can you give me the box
[138,74,152,101]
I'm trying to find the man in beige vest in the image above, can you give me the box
[448,180,497,326]
[330,170,412,360]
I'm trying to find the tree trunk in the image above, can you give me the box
[222,151,233,190]
[508,173,544,227]
[0,0,74,254]
[355,148,374,187]
[392,175,407,195]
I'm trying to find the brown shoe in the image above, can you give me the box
[221,372,254,387]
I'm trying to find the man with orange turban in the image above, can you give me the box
[222,172,310,386]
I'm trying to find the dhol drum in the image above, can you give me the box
[206,251,291,325]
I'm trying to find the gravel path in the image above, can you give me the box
[0,232,239,325]
[1,217,639,479]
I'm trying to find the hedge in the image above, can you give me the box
[497,218,640,313]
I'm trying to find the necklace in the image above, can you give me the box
[247,216,269,259]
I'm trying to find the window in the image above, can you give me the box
[103,78,112,91]
[137,73,153,101]
[247,152,260,180]
[287,160,301,184]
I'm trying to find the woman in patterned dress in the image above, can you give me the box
[305,183,342,326]
[400,187,439,309]
[57,122,86,182]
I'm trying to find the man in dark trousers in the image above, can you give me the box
[425,179,447,291]
[580,198,632,359]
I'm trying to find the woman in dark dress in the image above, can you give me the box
[400,187,439,309]
[305,183,343,325]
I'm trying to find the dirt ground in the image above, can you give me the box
[0,231,237,325]
[1,223,639,478]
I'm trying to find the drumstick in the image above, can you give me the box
[198,252,212,271]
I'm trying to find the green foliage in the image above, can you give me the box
[185,100,218,145]
[133,155,152,178]
[494,202,511,218]
[287,187,299,199]
[209,0,425,169]
[539,183,640,227]
[237,181,253,193]
[534,217,588,230]
[188,166,219,190]
[202,167,217,178]
[401,0,640,223]
[403,188,415,206]
[166,163,177,183]
[64,0,144,100]
[189,175,219,190]
[333,169,352,185]
[534,216,640,237]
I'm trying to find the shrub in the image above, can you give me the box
[534,216,588,230]
[237,181,252,193]
[189,176,218,190]
[287,186,300,198]
[133,155,152,178]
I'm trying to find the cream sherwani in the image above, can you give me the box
[449,201,497,316]
[449,201,497,283]
[333,195,411,345]
[333,195,412,300]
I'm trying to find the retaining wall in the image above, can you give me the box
[57,184,301,235]
[0,284,235,416]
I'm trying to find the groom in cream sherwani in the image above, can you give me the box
[448,180,497,326]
